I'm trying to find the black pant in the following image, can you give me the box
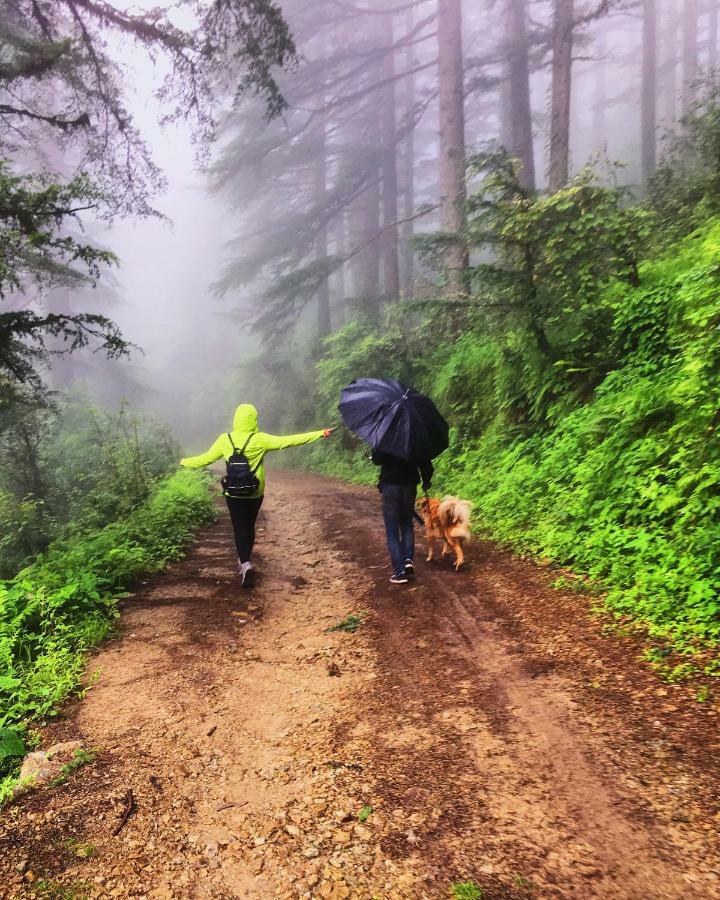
[225,496,264,563]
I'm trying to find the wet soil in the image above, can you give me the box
[1,472,718,899]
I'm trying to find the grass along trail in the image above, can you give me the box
[0,472,718,899]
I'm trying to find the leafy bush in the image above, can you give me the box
[0,469,214,780]
[450,882,484,900]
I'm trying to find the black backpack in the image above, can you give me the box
[222,433,262,498]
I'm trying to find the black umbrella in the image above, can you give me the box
[338,377,449,461]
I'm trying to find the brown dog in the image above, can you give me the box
[417,495,472,569]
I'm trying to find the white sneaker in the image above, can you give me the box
[239,561,255,587]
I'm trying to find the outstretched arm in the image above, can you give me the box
[259,429,332,452]
[180,435,226,469]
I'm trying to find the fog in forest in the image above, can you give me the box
[2,0,719,564]
[10,0,708,442]
[96,75,237,445]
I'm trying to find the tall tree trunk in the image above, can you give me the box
[506,0,536,189]
[347,96,382,317]
[683,0,698,111]
[709,0,718,71]
[591,37,607,150]
[314,122,331,337]
[499,68,513,151]
[437,0,468,295]
[381,12,401,303]
[548,0,574,192]
[661,0,678,126]
[333,211,346,328]
[401,4,416,296]
[358,171,381,312]
[641,0,658,185]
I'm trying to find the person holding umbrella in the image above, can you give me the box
[372,448,434,583]
[339,378,449,585]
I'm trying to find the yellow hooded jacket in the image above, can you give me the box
[180,403,324,499]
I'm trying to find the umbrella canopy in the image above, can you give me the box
[338,377,449,461]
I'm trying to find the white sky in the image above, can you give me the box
[94,13,243,413]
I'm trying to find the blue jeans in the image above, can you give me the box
[380,484,416,576]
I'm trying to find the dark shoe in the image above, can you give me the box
[389,573,409,584]
[404,560,415,577]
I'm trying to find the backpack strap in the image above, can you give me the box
[228,432,263,474]
[227,432,254,454]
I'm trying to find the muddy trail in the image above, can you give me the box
[1,472,719,900]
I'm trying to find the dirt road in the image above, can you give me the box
[1,472,719,899]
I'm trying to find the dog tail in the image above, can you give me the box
[439,496,472,540]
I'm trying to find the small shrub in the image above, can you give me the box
[327,614,363,633]
[49,749,96,788]
[450,881,484,900]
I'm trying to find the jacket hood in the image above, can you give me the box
[233,403,259,433]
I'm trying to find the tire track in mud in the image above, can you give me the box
[317,481,720,899]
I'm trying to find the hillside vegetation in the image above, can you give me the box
[291,114,720,659]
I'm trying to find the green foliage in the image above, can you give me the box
[357,805,373,822]
[32,880,91,900]
[0,163,129,391]
[449,881,484,900]
[0,469,214,741]
[0,165,116,298]
[49,748,96,788]
[316,315,424,417]
[327,614,363,633]
[464,147,653,416]
[696,684,711,703]
[0,725,25,765]
[432,219,720,648]
[60,838,97,860]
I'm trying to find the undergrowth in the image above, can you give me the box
[305,217,720,662]
[0,469,215,791]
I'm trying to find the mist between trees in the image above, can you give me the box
[1,0,720,656]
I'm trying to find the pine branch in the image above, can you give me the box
[0,104,90,129]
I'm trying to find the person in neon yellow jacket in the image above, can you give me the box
[181,403,333,586]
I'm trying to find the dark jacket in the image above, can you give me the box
[371,449,433,491]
